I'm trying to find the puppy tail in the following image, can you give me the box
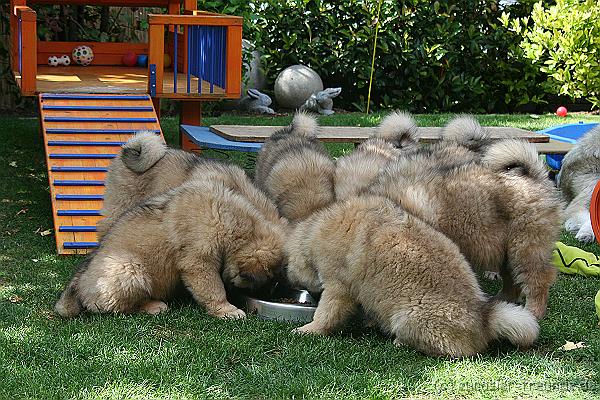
[482,139,547,181]
[374,111,419,147]
[290,112,319,138]
[442,115,489,145]
[120,131,166,173]
[487,300,539,347]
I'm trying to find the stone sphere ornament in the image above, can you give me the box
[274,65,323,109]
[72,45,94,66]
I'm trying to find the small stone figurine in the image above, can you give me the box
[240,89,275,114]
[299,87,342,115]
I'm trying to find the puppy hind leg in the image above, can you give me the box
[177,255,245,319]
[495,262,523,305]
[391,310,481,358]
[55,275,83,318]
[293,282,357,335]
[76,252,154,314]
[506,244,556,320]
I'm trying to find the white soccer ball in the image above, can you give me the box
[59,55,71,66]
[72,45,94,66]
[48,56,59,67]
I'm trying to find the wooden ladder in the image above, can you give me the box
[39,93,164,254]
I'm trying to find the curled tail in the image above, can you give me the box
[442,115,489,150]
[487,300,539,347]
[290,112,319,138]
[374,111,419,148]
[482,139,547,181]
[120,131,166,173]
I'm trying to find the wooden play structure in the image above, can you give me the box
[10,0,243,254]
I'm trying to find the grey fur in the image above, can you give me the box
[335,111,420,200]
[558,125,600,242]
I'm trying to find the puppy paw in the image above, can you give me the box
[565,210,588,234]
[575,221,596,243]
[139,300,168,315]
[565,217,581,234]
[292,322,326,335]
[483,271,501,281]
[214,304,246,320]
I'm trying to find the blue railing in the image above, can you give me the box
[180,25,227,94]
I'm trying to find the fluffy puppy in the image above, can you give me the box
[334,111,419,200]
[99,132,280,237]
[55,178,287,319]
[369,139,563,319]
[255,113,335,222]
[557,125,600,243]
[286,195,539,357]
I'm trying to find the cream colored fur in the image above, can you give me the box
[286,196,539,357]
[100,135,280,237]
[369,139,563,319]
[56,176,287,319]
[255,113,335,222]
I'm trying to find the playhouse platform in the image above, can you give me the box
[25,66,226,97]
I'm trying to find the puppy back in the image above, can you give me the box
[120,131,167,173]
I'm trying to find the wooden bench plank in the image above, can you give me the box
[209,125,549,144]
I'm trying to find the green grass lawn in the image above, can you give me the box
[1,113,600,399]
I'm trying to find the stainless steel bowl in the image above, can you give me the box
[234,286,318,323]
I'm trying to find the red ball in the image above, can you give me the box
[556,106,568,117]
[122,52,137,67]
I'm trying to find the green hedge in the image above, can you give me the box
[201,0,547,112]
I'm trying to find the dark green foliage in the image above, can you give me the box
[201,0,547,113]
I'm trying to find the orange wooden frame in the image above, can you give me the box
[147,13,242,99]
[14,5,37,95]
[37,42,149,65]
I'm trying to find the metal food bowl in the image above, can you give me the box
[232,283,319,324]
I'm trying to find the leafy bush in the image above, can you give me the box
[504,0,600,109]
[201,0,545,112]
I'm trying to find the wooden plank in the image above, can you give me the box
[149,14,243,26]
[17,7,37,94]
[10,0,26,72]
[38,42,148,66]
[209,125,550,144]
[29,0,169,6]
[39,93,164,254]
[535,140,574,155]
[148,24,164,95]
[225,25,242,97]
[34,66,225,97]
